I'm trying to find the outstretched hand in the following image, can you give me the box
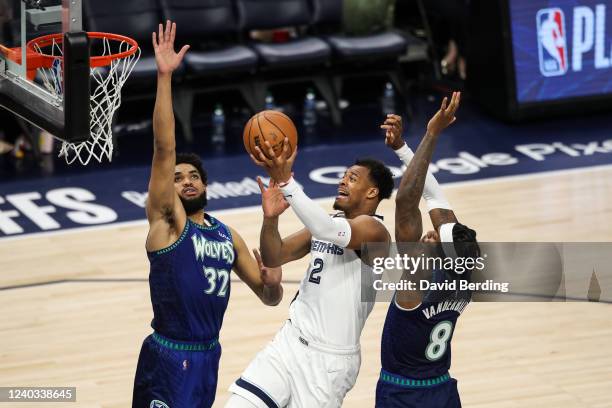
[381,114,405,150]
[427,92,461,137]
[152,20,190,75]
[253,248,282,288]
[250,138,297,184]
[257,176,290,218]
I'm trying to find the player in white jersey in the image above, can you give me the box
[225,141,394,408]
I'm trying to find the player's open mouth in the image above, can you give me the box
[336,190,349,200]
[183,188,198,196]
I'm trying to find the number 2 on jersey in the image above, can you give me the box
[425,320,453,361]
[308,258,324,284]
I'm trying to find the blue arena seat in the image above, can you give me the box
[235,0,342,125]
[309,0,417,117]
[160,0,260,141]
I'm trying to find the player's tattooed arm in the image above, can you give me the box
[395,92,461,241]
[384,110,458,234]
[423,92,460,231]
[394,152,425,243]
[229,226,283,306]
[429,208,458,231]
[395,207,423,243]
[380,113,424,242]
[394,125,438,242]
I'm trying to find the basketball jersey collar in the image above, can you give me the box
[190,213,221,231]
[333,212,384,221]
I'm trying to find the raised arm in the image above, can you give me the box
[145,21,190,250]
[257,177,311,267]
[382,96,460,240]
[229,226,283,306]
[394,93,460,241]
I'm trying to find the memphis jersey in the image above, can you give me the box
[289,215,384,347]
[381,270,470,379]
[147,214,235,342]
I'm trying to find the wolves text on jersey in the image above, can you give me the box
[191,234,235,264]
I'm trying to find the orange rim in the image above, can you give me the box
[26,32,139,69]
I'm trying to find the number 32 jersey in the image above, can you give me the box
[147,214,236,342]
[289,215,384,348]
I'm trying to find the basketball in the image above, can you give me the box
[243,110,298,159]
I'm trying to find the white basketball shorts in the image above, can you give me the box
[227,320,361,408]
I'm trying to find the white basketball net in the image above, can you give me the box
[32,36,141,165]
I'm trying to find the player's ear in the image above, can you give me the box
[367,187,379,200]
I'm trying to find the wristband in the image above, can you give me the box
[279,177,299,195]
[394,143,414,163]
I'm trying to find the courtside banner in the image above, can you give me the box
[360,243,611,303]
[1,123,611,238]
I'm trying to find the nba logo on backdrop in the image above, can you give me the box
[537,8,568,77]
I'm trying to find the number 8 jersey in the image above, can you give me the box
[380,269,471,379]
[288,215,383,348]
[147,214,236,342]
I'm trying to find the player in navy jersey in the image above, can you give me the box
[376,93,479,407]
[132,21,284,408]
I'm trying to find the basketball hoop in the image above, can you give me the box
[27,32,141,165]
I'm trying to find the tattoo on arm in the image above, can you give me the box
[395,208,422,243]
[393,132,442,242]
[429,208,458,230]
[396,132,440,212]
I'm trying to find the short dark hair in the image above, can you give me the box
[176,152,207,184]
[452,223,480,259]
[354,158,394,201]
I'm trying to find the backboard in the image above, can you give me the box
[0,0,90,143]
